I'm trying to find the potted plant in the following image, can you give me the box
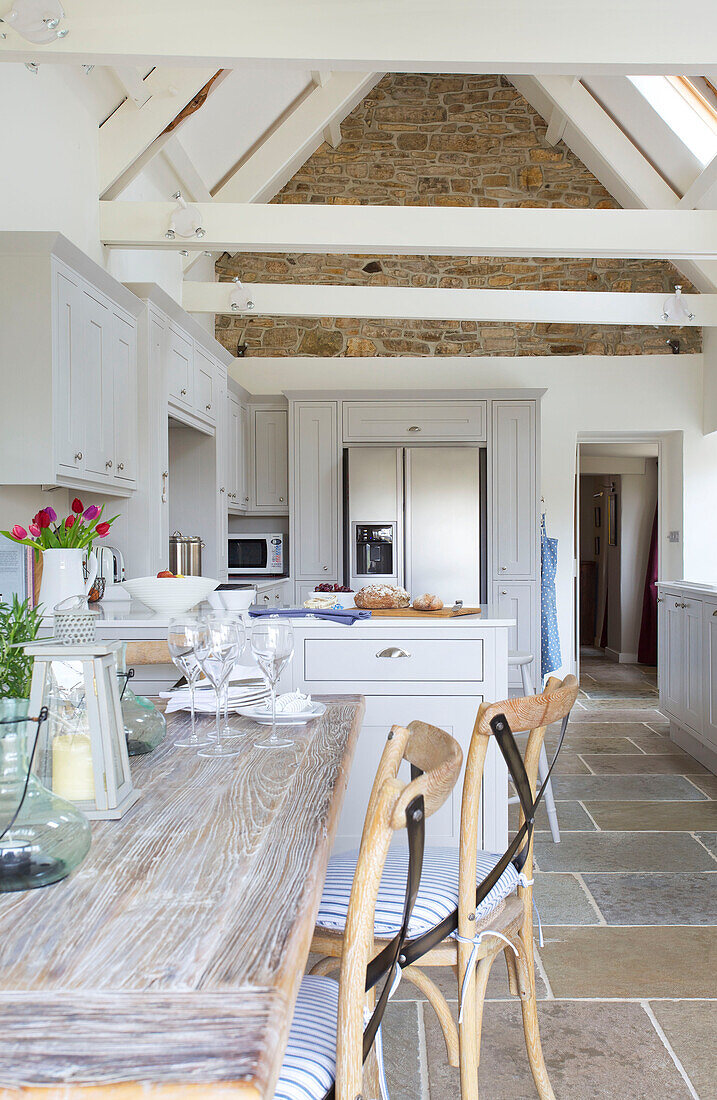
[1,499,118,613]
[0,596,44,705]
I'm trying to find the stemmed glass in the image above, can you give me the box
[194,613,242,759]
[250,617,295,749]
[219,614,247,738]
[168,617,212,749]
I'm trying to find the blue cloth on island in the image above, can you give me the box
[248,607,371,626]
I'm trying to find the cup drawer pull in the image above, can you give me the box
[376,647,411,658]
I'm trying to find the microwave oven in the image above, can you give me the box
[228,533,285,575]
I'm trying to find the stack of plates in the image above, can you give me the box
[163,679,269,714]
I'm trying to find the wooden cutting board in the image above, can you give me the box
[369,606,482,618]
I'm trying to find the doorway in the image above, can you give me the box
[576,442,659,676]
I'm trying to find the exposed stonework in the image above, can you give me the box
[216,75,700,357]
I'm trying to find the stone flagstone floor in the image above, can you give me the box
[376,655,717,1099]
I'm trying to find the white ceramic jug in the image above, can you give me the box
[38,548,98,616]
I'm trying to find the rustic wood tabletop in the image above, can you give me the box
[0,696,365,1099]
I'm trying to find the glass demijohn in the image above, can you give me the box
[116,643,167,755]
[0,699,91,892]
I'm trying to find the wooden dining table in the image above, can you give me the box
[0,697,365,1099]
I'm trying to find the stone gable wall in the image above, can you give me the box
[215,75,700,357]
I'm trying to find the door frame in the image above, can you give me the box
[574,431,671,678]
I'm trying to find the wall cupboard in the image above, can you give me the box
[657,581,717,772]
[251,407,289,513]
[0,236,144,495]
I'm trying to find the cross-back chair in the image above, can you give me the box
[311,675,579,1100]
[274,720,462,1100]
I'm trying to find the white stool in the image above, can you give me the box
[508,651,561,844]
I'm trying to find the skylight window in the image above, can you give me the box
[628,75,717,166]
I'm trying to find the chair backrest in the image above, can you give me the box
[335,721,462,1100]
[457,675,579,934]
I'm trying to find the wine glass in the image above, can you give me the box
[194,614,242,758]
[219,614,247,737]
[250,618,295,749]
[168,617,212,749]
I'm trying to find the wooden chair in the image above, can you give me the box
[311,675,579,1100]
[274,720,463,1100]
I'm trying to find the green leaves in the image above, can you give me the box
[0,597,44,700]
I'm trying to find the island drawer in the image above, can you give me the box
[303,636,484,683]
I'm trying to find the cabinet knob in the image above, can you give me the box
[206,403,212,411]
[712,610,717,616]
[501,589,508,596]
[500,565,507,572]
[181,388,187,396]
[105,459,113,469]
[323,565,329,571]
[263,594,270,603]
[117,462,124,471]
[220,486,225,493]
[656,597,663,603]
[75,451,83,461]
[407,426,421,432]
[244,496,249,502]
[279,497,285,503]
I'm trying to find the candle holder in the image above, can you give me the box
[25,641,140,820]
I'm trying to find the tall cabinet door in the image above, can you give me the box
[493,582,535,685]
[81,286,114,481]
[492,401,536,578]
[253,409,288,510]
[681,597,703,733]
[239,403,250,509]
[112,312,138,486]
[54,266,85,474]
[660,594,685,720]
[702,600,717,748]
[227,394,241,506]
[294,402,339,579]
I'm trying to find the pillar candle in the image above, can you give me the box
[52,733,95,802]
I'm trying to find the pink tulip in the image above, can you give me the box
[11,525,27,540]
[29,524,41,537]
[83,505,100,521]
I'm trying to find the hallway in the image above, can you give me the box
[380,655,717,1098]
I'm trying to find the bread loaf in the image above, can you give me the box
[412,594,444,611]
[354,584,410,609]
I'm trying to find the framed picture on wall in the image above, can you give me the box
[594,536,600,556]
[594,506,601,528]
[608,494,618,546]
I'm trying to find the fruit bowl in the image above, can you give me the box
[312,588,356,609]
[122,575,218,616]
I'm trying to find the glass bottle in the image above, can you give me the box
[115,644,167,756]
[0,698,92,892]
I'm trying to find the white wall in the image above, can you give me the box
[235,353,717,677]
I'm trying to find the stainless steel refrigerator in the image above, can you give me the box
[344,446,486,604]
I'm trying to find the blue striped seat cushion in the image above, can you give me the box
[275,976,339,1100]
[317,846,522,937]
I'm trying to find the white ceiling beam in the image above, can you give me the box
[162,135,213,203]
[213,72,379,203]
[113,66,152,108]
[679,153,717,209]
[99,67,216,197]
[545,107,568,147]
[182,281,714,326]
[511,74,717,293]
[100,202,717,260]
[511,75,679,211]
[2,0,717,74]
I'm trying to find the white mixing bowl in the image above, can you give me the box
[207,587,256,612]
[122,575,218,616]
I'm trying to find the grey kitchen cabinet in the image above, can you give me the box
[292,402,339,580]
[227,392,245,513]
[239,402,250,509]
[658,588,703,736]
[167,324,193,411]
[193,342,217,426]
[0,238,142,495]
[252,407,289,512]
[702,598,717,748]
[253,580,291,609]
[493,581,536,687]
[342,400,487,443]
[491,401,536,579]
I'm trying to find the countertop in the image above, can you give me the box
[657,580,717,596]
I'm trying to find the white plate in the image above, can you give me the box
[236,701,327,725]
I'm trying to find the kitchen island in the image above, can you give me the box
[287,609,513,851]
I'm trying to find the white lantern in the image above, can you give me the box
[25,641,140,820]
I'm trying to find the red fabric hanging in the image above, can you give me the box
[637,507,659,666]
